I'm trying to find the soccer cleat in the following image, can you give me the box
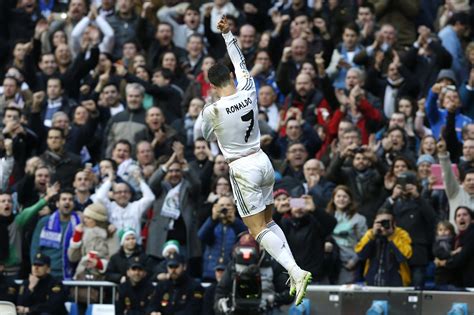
[294,271,312,306]
[286,276,296,296]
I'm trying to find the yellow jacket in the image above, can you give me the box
[355,227,413,286]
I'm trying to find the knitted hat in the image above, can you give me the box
[417,154,436,166]
[273,188,289,199]
[436,69,458,87]
[162,240,180,257]
[118,228,137,245]
[83,203,108,223]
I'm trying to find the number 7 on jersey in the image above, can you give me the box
[240,109,254,143]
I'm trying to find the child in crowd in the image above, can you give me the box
[432,220,455,286]
[68,202,119,277]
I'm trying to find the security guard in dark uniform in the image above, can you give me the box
[0,263,17,303]
[146,254,204,315]
[116,255,155,315]
[16,253,67,315]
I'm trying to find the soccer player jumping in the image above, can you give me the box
[201,15,312,305]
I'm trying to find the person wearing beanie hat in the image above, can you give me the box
[119,228,137,246]
[161,240,180,257]
[436,69,458,87]
[83,203,108,223]
[417,154,436,167]
[426,79,472,141]
[105,227,149,284]
[67,203,119,271]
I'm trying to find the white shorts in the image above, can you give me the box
[228,150,275,217]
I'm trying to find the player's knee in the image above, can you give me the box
[248,225,267,239]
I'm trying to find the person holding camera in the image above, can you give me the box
[355,208,413,287]
[198,196,247,282]
[381,171,436,287]
[326,144,386,226]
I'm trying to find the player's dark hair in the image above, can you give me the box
[208,62,232,88]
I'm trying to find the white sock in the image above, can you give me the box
[267,220,295,261]
[256,228,303,279]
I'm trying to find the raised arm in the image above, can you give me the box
[218,16,254,92]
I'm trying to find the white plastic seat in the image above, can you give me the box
[0,301,17,315]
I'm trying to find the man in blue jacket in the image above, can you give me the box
[198,195,246,281]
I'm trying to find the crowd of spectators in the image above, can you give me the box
[1,0,474,313]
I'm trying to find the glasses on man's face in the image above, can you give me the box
[168,169,181,173]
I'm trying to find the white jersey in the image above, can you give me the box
[201,32,260,161]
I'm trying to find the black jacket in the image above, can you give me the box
[146,273,204,315]
[326,154,387,225]
[17,274,67,315]
[40,150,82,188]
[446,224,474,287]
[401,40,452,97]
[0,274,17,303]
[116,278,155,315]
[273,210,336,281]
[383,197,436,266]
[106,247,150,284]
[0,213,14,261]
